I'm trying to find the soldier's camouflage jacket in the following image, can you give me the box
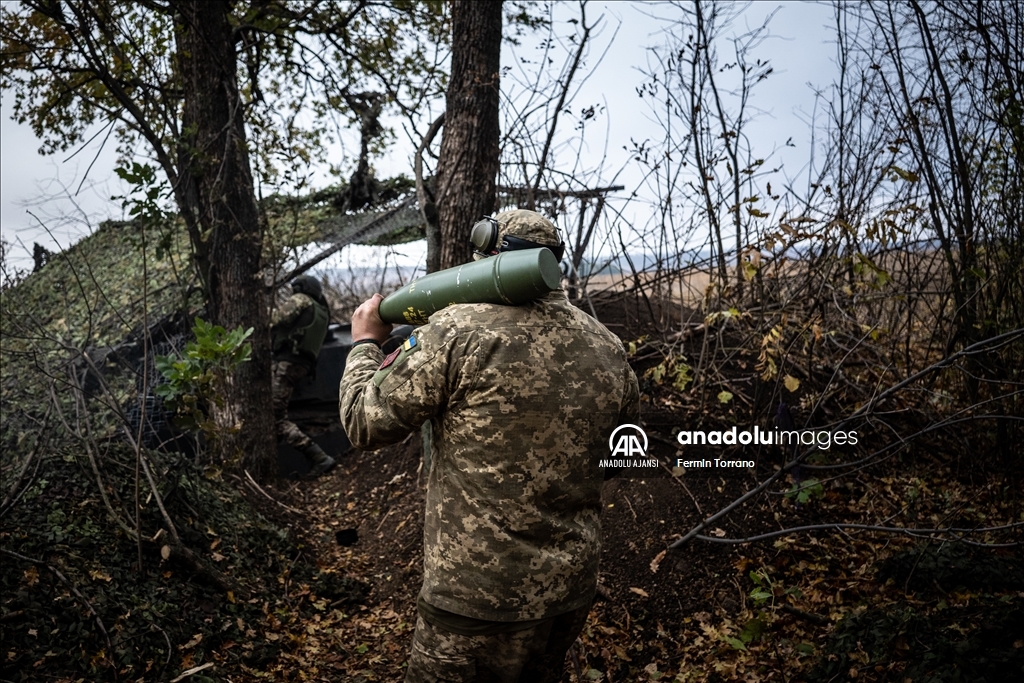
[272,292,328,366]
[339,290,640,622]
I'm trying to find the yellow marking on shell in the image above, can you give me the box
[403,307,429,324]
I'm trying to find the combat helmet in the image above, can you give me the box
[470,209,565,261]
[291,274,323,300]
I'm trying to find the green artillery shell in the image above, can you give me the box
[378,248,561,324]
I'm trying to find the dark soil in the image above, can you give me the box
[295,437,813,680]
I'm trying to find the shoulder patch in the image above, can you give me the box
[372,334,423,387]
[379,348,401,370]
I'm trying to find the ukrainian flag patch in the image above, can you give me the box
[373,334,421,387]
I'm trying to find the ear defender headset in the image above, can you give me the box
[470,216,566,261]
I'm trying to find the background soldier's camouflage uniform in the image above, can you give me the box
[272,291,328,362]
[272,359,319,454]
[272,289,333,474]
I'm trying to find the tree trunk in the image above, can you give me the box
[435,0,502,270]
[174,0,276,478]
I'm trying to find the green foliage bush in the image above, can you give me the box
[155,318,253,437]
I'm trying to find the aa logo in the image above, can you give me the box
[609,424,648,458]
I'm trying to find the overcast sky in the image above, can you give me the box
[0,1,836,275]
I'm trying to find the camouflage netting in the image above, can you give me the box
[1,218,196,470]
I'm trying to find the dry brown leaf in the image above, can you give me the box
[23,566,38,586]
[650,550,667,574]
[179,633,203,650]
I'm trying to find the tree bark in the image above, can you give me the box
[435,0,502,271]
[418,112,446,274]
[174,0,276,477]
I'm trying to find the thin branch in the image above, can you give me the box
[497,183,623,200]
[62,344,181,543]
[528,1,593,209]
[839,327,1024,425]
[416,111,445,273]
[415,111,446,219]
[0,400,52,516]
[49,379,139,541]
[670,328,1024,550]
[238,470,303,515]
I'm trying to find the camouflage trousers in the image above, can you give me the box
[271,360,318,458]
[404,605,590,683]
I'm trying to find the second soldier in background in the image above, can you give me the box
[271,275,336,477]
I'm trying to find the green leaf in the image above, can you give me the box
[724,636,747,651]
[785,478,824,504]
[718,390,733,404]
[739,616,767,643]
[155,318,253,437]
[672,363,693,392]
[650,363,666,383]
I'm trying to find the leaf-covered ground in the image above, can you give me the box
[3,427,1021,681]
